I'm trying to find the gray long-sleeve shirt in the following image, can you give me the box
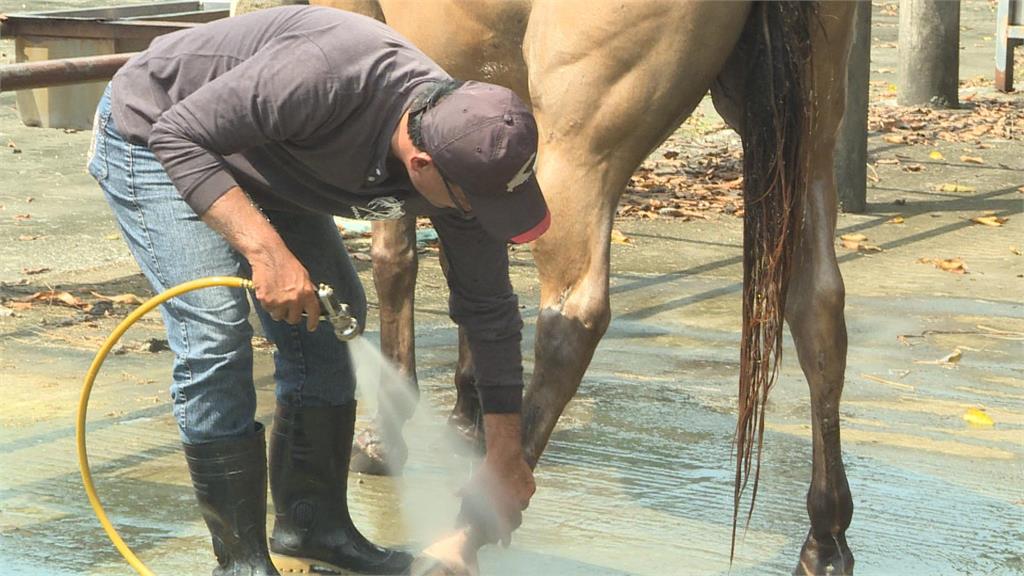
[110,6,523,412]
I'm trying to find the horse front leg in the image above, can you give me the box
[350,216,419,475]
[521,172,615,468]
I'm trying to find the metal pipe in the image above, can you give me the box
[0,52,138,92]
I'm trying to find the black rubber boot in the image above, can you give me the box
[269,402,413,575]
[183,423,280,576]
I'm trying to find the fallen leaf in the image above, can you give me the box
[25,196,33,203]
[858,243,884,253]
[17,234,42,241]
[903,163,924,172]
[914,347,963,367]
[90,291,145,305]
[8,302,33,311]
[105,233,121,241]
[840,239,862,250]
[876,158,901,165]
[929,150,945,160]
[14,214,31,221]
[840,233,868,243]
[971,215,1008,227]
[21,267,50,275]
[1011,246,1022,256]
[610,229,633,245]
[17,290,86,308]
[887,216,905,224]
[351,252,372,262]
[960,155,984,164]
[962,407,994,428]
[918,257,968,274]
[883,134,904,144]
[937,258,967,273]
[938,183,976,193]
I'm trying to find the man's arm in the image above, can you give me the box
[429,212,535,539]
[202,186,320,331]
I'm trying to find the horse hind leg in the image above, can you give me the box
[784,3,857,574]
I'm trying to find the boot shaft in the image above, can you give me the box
[268,402,412,574]
[183,423,279,576]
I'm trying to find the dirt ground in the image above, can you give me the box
[1,1,1022,575]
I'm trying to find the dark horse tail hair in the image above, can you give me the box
[732,0,816,561]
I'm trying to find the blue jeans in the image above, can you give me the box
[89,86,365,444]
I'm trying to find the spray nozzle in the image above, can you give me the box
[315,283,360,341]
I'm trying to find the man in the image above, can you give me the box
[88,6,545,575]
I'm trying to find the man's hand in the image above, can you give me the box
[248,246,320,330]
[458,413,535,547]
[201,187,320,331]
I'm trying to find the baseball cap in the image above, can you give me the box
[418,81,550,244]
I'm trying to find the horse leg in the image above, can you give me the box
[784,4,856,573]
[786,129,855,576]
[350,216,419,475]
[520,0,750,467]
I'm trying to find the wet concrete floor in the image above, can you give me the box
[2,1,1023,574]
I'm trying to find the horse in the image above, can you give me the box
[233,1,856,573]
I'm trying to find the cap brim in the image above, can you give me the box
[466,174,549,244]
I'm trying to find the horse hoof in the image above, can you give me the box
[794,532,854,576]
[350,426,408,476]
[445,413,485,456]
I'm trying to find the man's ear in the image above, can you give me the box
[409,151,432,173]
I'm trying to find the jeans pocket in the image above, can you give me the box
[87,105,110,182]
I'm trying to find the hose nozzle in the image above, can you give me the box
[316,283,360,340]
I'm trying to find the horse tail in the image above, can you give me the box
[732,0,816,560]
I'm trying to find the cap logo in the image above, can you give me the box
[506,152,537,193]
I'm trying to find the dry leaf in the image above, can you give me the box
[90,291,145,305]
[840,239,862,251]
[928,150,945,160]
[962,407,994,427]
[17,234,42,241]
[882,134,904,144]
[21,267,50,275]
[105,233,121,241]
[938,183,976,193]
[17,290,86,308]
[918,257,968,274]
[887,216,905,224]
[960,155,984,164]
[858,243,884,253]
[1011,246,1022,256]
[840,233,868,243]
[610,229,633,245]
[971,215,1008,227]
[903,163,924,172]
[914,347,963,367]
[14,214,31,221]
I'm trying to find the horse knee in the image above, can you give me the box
[535,293,610,378]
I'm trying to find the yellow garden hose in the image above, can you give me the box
[76,276,254,576]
